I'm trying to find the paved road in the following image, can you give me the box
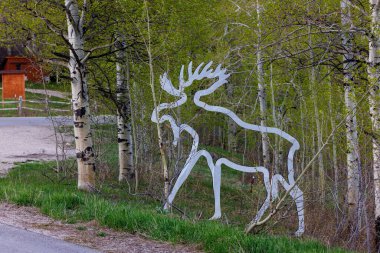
[0,223,100,253]
[0,117,72,127]
[0,116,116,127]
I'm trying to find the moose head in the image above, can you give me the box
[150,62,230,146]
[151,61,230,124]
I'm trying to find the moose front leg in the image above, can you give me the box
[290,185,305,236]
[271,174,305,236]
[164,151,211,210]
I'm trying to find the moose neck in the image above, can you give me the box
[151,94,187,123]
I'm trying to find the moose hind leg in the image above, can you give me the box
[271,175,305,236]
[210,164,221,220]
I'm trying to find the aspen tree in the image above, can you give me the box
[341,0,361,228]
[368,0,380,248]
[65,0,95,191]
[115,34,135,182]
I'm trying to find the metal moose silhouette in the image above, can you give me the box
[151,62,305,236]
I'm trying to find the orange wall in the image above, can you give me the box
[2,73,25,100]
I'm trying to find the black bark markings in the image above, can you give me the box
[376,216,380,252]
[76,146,95,162]
[74,121,84,128]
[74,106,86,119]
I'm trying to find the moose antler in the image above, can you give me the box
[159,61,228,97]
[153,62,229,124]
[179,61,216,90]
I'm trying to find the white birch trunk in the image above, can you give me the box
[368,0,380,248]
[341,0,361,226]
[257,0,270,169]
[65,0,95,191]
[116,36,134,182]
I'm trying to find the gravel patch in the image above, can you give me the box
[0,125,74,175]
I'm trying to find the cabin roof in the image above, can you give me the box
[0,46,25,69]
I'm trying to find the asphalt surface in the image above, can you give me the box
[0,223,100,253]
[0,116,116,127]
[0,116,72,127]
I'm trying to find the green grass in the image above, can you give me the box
[0,162,349,253]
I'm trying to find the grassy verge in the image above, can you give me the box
[0,162,349,253]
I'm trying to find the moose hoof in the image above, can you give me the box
[209,213,221,220]
[163,203,170,210]
[294,229,304,237]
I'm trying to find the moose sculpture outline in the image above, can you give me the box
[151,62,305,236]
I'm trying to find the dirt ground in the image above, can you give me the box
[0,125,74,176]
[0,203,202,253]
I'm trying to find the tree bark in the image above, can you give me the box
[65,0,95,191]
[368,0,380,249]
[116,35,135,182]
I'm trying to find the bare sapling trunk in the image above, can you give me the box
[145,0,170,199]
[256,0,270,169]
[116,35,135,182]
[227,79,237,152]
[329,82,339,204]
[66,0,95,191]
[270,64,281,173]
[368,0,380,249]
[308,17,325,201]
[341,0,361,230]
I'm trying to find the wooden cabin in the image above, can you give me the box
[2,56,44,83]
[0,46,47,84]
